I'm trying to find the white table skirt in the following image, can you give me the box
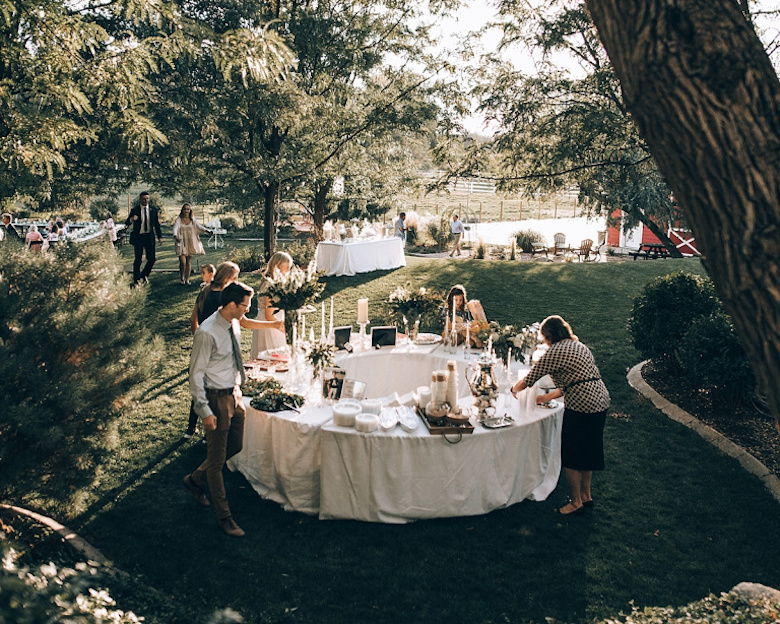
[315,238,406,276]
[228,345,563,522]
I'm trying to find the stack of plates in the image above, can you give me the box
[355,414,379,433]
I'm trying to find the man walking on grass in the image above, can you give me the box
[184,281,253,537]
[449,214,464,257]
[125,191,162,285]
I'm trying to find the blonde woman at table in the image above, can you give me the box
[511,315,610,516]
[173,203,210,285]
[250,251,292,359]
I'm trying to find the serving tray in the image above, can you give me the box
[417,408,474,435]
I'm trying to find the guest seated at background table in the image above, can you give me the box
[441,284,484,347]
[250,251,292,359]
[510,315,610,516]
[25,225,44,252]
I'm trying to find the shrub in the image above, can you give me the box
[227,245,266,273]
[676,312,755,399]
[0,243,162,505]
[89,197,119,220]
[282,238,317,267]
[628,271,721,361]
[219,216,239,231]
[426,215,451,251]
[0,551,142,623]
[513,228,544,253]
[476,239,485,259]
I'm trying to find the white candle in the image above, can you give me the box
[329,296,334,334]
[309,327,315,343]
[465,324,470,349]
[321,303,326,340]
[292,324,297,349]
[301,313,305,340]
[357,298,369,324]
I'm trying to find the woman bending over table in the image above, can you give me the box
[510,315,610,516]
[441,284,483,347]
[250,251,292,359]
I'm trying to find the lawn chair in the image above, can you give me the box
[576,238,593,262]
[553,232,567,255]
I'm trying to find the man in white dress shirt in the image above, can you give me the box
[449,214,464,257]
[184,281,254,537]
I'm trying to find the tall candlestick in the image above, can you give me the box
[357,298,369,324]
[321,302,326,341]
[309,327,315,344]
[301,313,305,342]
[292,324,297,350]
[329,296,334,335]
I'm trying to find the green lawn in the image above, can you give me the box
[39,256,780,623]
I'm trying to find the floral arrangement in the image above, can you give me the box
[247,377,305,412]
[387,282,443,331]
[305,341,337,378]
[474,321,536,363]
[264,261,325,313]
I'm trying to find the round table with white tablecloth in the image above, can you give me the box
[227,344,563,523]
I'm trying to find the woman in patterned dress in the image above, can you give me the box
[511,315,610,515]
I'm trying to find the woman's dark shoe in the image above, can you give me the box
[555,498,585,515]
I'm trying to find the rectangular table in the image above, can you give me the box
[315,238,406,276]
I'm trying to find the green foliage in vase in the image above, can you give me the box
[306,342,337,378]
[387,283,444,332]
[0,242,163,505]
[264,261,325,312]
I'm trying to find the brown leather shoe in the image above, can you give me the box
[183,474,210,507]
[219,517,245,537]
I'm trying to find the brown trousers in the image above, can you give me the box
[191,388,245,520]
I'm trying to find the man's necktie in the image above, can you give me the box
[141,206,148,234]
[229,323,246,385]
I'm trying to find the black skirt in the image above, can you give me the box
[561,408,607,471]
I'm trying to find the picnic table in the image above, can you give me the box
[629,243,671,260]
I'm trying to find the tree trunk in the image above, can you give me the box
[263,182,279,261]
[585,0,780,425]
[312,179,334,241]
[638,212,684,257]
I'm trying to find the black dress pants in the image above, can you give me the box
[132,234,156,282]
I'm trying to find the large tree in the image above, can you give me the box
[150,0,451,258]
[0,0,290,209]
[462,2,684,253]
[583,0,780,424]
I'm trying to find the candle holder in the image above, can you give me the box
[358,321,369,350]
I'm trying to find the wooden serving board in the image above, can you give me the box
[417,409,474,435]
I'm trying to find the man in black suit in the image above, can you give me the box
[125,191,162,285]
[1,213,22,245]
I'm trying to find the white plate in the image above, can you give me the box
[413,333,442,345]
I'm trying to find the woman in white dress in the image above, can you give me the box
[250,251,293,358]
[172,204,209,285]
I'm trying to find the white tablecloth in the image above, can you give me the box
[315,238,406,276]
[228,345,563,522]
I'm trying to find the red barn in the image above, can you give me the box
[606,209,700,256]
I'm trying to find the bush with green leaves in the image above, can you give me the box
[426,215,451,251]
[227,245,266,273]
[281,238,317,267]
[628,271,721,361]
[513,228,544,253]
[0,552,142,624]
[0,242,162,506]
[598,590,778,623]
[676,312,755,399]
[89,197,119,221]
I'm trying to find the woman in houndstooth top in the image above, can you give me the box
[511,315,610,516]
